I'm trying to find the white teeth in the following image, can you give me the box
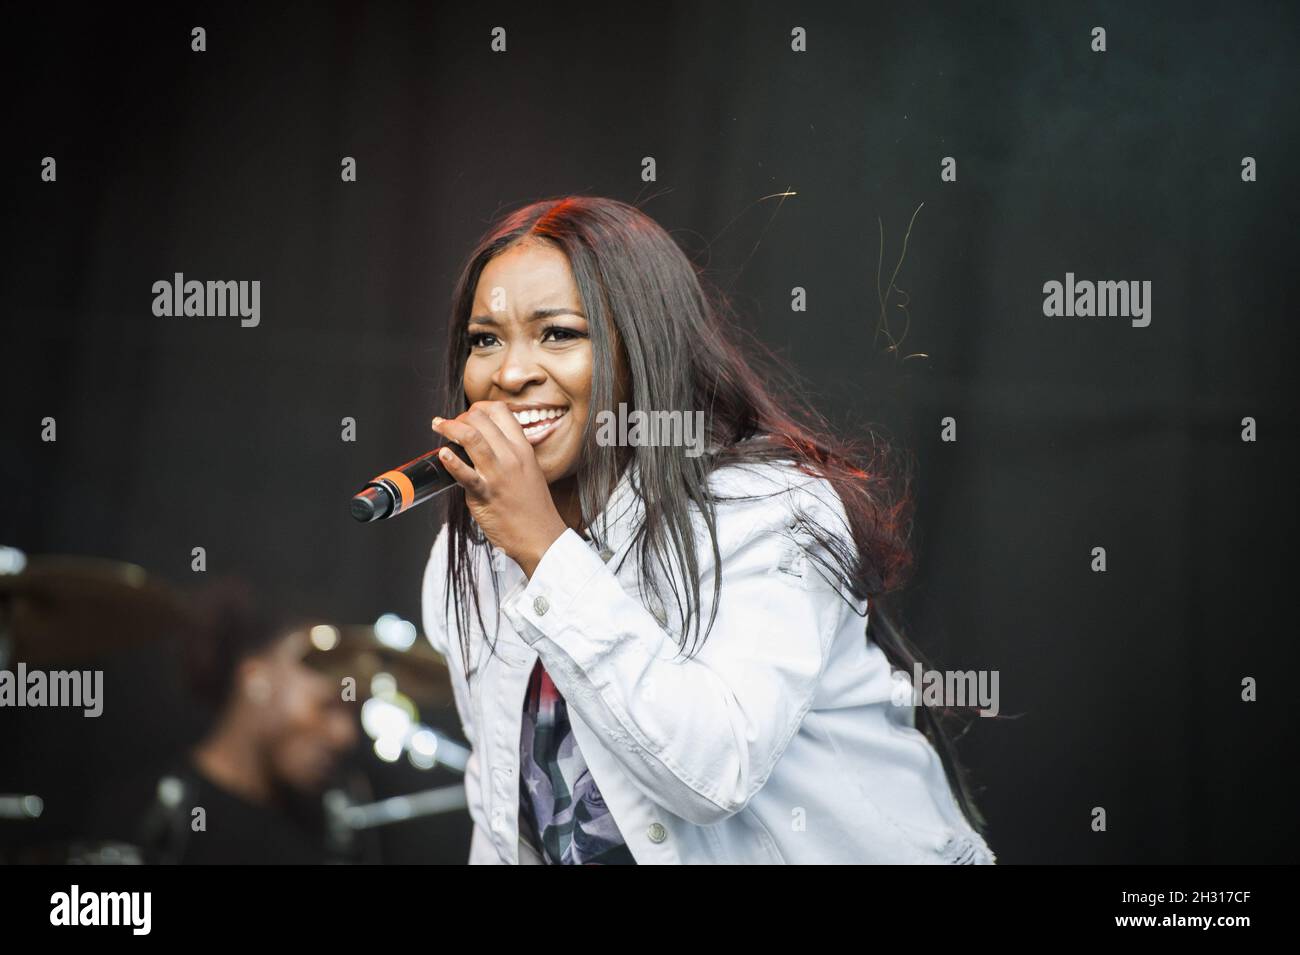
[513,408,566,426]
[518,408,566,436]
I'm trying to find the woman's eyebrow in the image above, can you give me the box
[468,307,586,326]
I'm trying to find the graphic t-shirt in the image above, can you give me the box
[517,656,638,864]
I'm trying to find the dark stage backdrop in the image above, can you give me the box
[3,0,1297,864]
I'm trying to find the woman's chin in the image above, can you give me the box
[542,457,580,487]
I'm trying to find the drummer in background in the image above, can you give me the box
[135,579,361,863]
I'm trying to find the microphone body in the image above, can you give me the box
[350,442,474,522]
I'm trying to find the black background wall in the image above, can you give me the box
[3,0,1298,864]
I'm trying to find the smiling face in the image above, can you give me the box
[463,239,626,488]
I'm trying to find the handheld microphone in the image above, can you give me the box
[350,442,474,523]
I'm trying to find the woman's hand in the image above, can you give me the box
[431,400,569,577]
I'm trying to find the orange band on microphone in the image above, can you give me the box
[379,470,415,508]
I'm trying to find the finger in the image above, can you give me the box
[462,405,519,462]
[432,414,500,473]
[437,444,485,496]
[471,400,531,450]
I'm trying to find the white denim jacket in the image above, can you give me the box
[420,457,995,864]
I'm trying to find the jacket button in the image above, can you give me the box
[532,595,550,616]
[647,822,667,843]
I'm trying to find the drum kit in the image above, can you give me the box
[0,546,467,864]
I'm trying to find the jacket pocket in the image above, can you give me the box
[881,714,995,863]
[804,710,960,863]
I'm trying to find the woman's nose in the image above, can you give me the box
[493,343,546,389]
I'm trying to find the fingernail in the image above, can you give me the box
[432,416,443,427]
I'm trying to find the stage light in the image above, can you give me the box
[374,612,417,650]
[309,624,340,651]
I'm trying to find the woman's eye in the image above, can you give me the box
[467,332,497,349]
[542,326,586,343]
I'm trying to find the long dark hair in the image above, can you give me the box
[436,195,989,834]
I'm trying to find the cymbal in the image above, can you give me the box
[0,556,191,665]
[297,624,454,710]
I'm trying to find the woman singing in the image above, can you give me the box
[420,196,995,864]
